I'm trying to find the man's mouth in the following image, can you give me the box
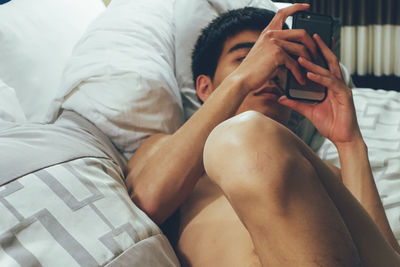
[253,86,283,97]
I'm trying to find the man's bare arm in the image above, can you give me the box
[126,76,248,224]
[336,140,400,253]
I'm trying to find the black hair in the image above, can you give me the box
[191,7,285,89]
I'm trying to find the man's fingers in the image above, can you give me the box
[298,56,330,76]
[267,3,310,30]
[266,29,318,61]
[284,54,306,85]
[306,72,335,89]
[278,95,314,120]
[313,34,342,80]
[293,29,318,60]
[272,39,312,61]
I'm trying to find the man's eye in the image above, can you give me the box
[236,57,245,62]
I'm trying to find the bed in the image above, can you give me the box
[0,0,399,266]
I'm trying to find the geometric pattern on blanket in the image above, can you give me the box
[317,88,400,243]
[0,157,162,267]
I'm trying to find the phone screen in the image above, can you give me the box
[286,11,333,102]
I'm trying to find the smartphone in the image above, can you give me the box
[285,11,333,102]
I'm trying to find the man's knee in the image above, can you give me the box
[203,111,309,194]
[204,110,289,155]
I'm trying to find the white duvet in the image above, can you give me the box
[0,80,26,123]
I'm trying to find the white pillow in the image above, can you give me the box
[0,0,105,122]
[50,0,184,159]
[0,79,26,122]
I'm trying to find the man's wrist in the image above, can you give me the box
[225,70,252,95]
[335,137,367,159]
[334,137,367,152]
[335,137,371,192]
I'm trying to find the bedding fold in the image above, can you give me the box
[0,110,126,186]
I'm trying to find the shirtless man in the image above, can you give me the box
[126,4,400,266]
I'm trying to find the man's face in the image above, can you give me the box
[198,30,292,125]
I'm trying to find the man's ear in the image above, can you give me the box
[196,75,214,103]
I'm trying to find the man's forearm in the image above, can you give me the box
[336,139,400,252]
[128,74,249,224]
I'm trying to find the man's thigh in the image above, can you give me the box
[286,124,400,266]
[204,111,398,266]
[177,176,262,267]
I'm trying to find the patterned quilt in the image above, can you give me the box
[0,112,180,266]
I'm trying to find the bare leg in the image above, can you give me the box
[204,111,399,266]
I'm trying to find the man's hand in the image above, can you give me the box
[230,3,314,93]
[278,33,362,147]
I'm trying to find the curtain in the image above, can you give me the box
[278,0,400,89]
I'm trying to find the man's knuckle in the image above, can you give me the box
[327,77,335,85]
[270,37,278,44]
[299,29,307,37]
[273,46,283,55]
[276,9,285,16]
[264,30,274,38]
